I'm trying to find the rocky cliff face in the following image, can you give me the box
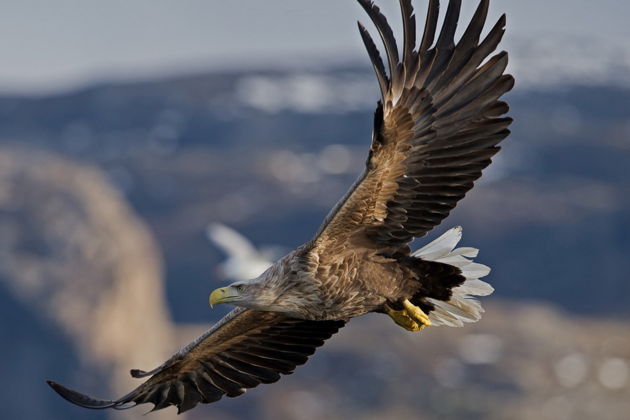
[0,149,176,420]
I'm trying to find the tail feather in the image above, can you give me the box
[413,226,493,327]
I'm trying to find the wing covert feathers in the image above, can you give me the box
[314,0,513,253]
[47,309,344,414]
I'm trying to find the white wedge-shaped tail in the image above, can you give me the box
[413,226,493,327]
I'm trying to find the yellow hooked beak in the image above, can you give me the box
[209,286,240,307]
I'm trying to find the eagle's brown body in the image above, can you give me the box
[260,244,460,321]
[48,0,513,414]
[265,246,403,320]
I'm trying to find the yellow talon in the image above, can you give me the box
[386,300,432,332]
[402,299,432,327]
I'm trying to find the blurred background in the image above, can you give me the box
[1,1,629,419]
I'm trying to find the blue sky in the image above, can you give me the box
[0,0,628,93]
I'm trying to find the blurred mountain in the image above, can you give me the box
[0,66,627,323]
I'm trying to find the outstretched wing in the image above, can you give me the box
[313,0,513,254]
[48,309,344,414]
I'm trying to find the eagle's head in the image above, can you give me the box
[208,258,317,316]
[209,280,267,308]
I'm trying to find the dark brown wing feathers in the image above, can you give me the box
[48,309,344,414]
[357,0,402,92]
[399,0,416,66]
[314,0,513,253]
[358,22,389,100]
[420,0,440,54]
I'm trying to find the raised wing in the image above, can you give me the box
[48,309,344,414]
[314,0,513,253]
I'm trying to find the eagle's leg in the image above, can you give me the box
[385,299,431,332]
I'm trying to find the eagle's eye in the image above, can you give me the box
[234,285,245,292]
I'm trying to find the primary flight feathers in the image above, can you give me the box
[316,0,512,252]
[49,311,343,413]
[48,0,513,414]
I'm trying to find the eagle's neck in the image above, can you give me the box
[244,252,324,319]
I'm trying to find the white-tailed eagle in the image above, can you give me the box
[48,0,513,414]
